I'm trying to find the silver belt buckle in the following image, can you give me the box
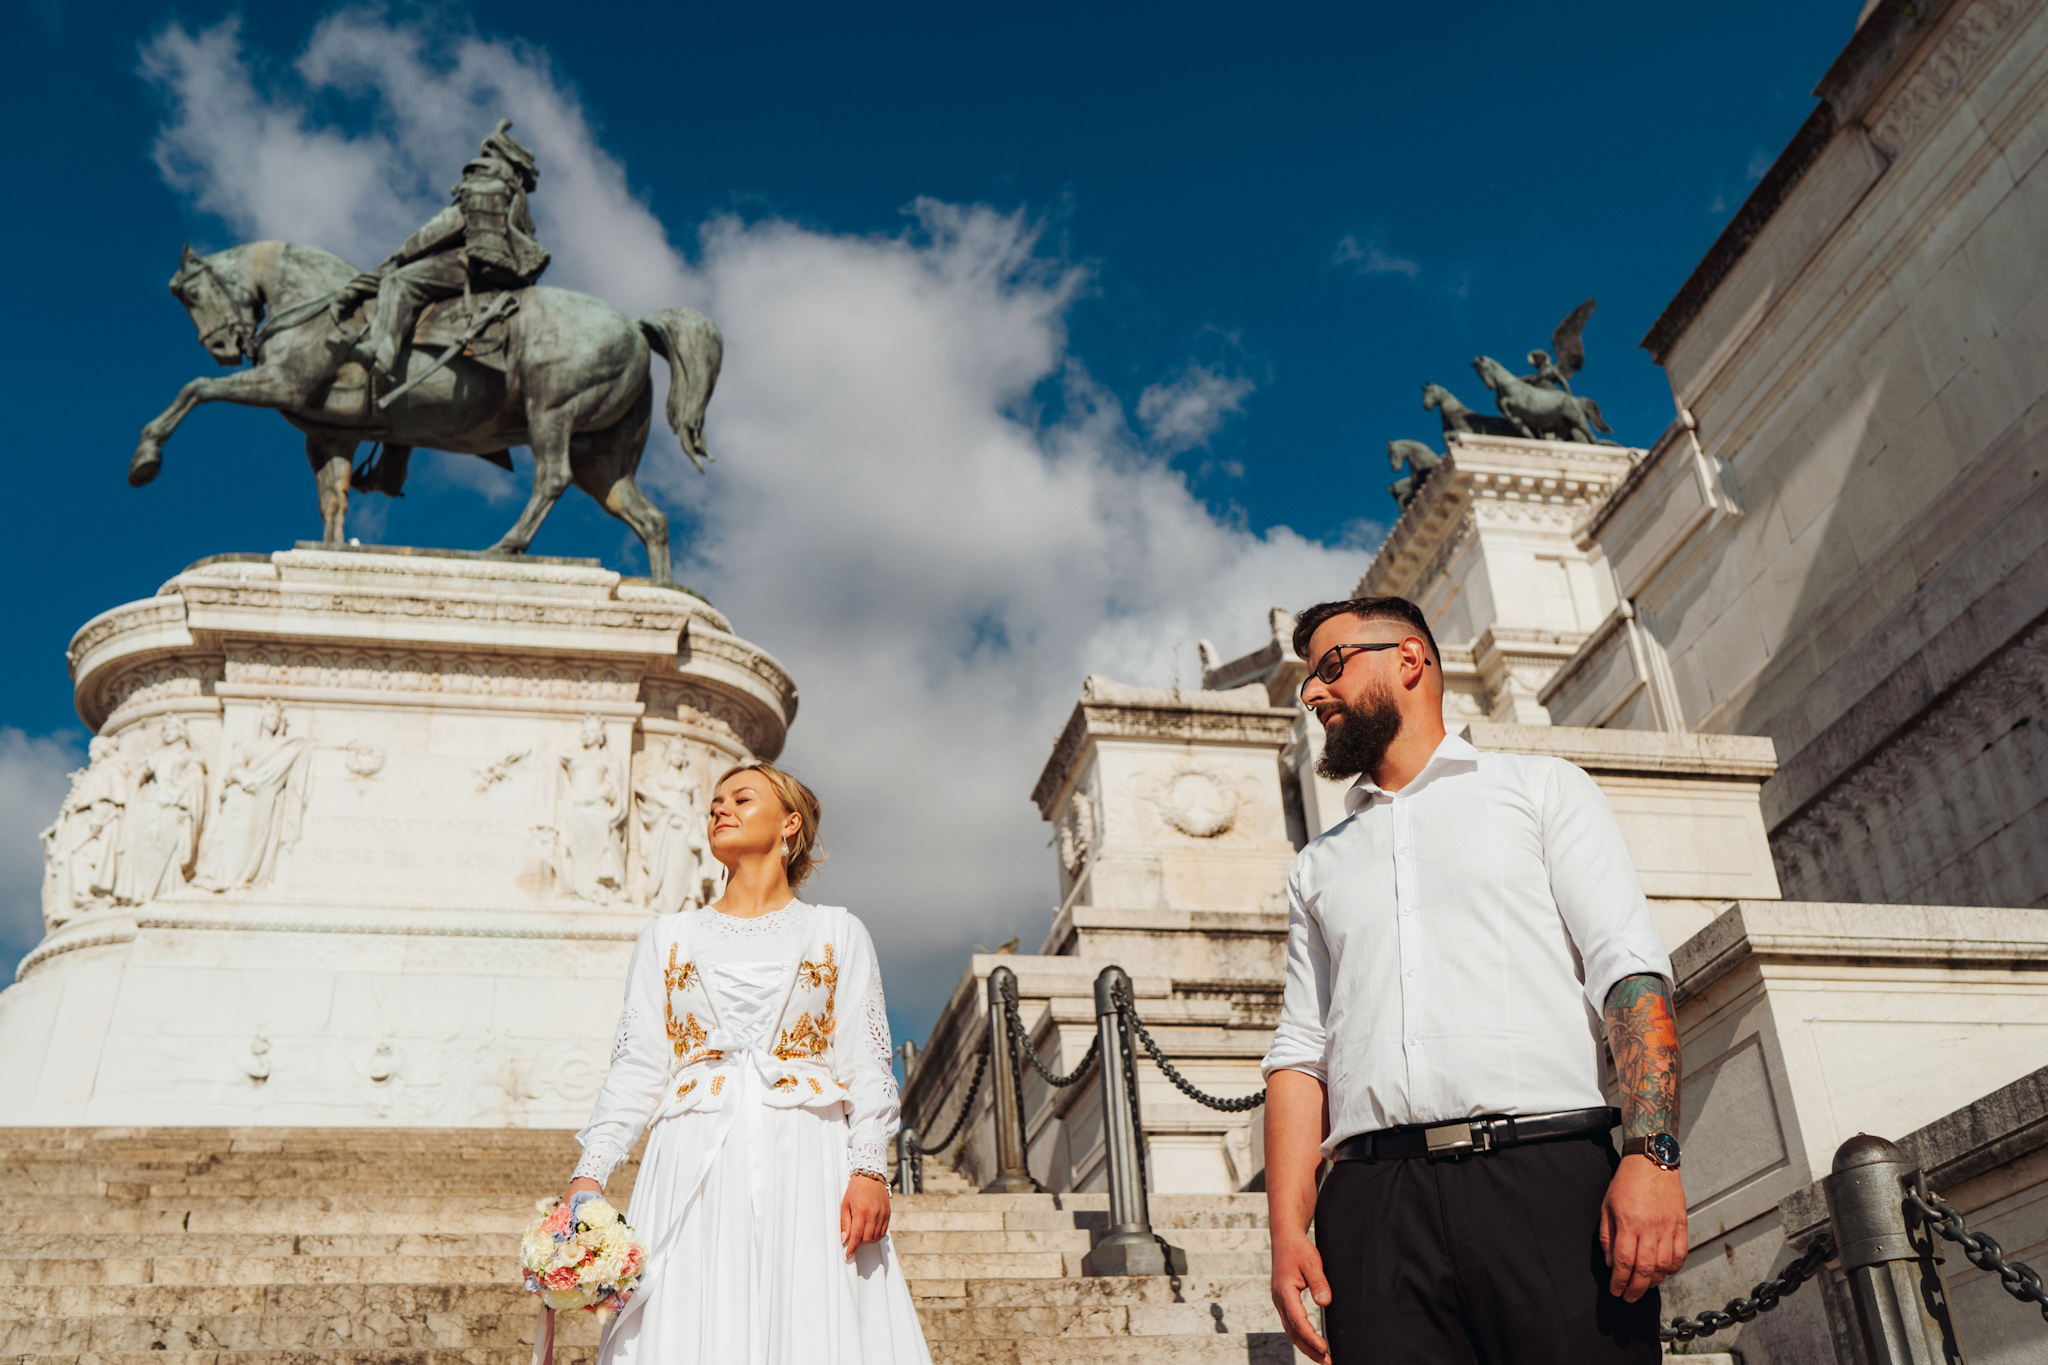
[1424,1121,1494,1158]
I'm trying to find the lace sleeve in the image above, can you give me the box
[573,922,671,1188]
[832,914,899,1183]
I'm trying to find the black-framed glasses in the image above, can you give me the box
[1300,641,1431,700]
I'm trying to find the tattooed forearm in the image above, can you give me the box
[1604,973,1680,1138]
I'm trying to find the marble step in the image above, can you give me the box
[910,1275,1274,1308]
[895,1226,1270,1254]
[896,1205,1268,1232]
[898,1249,1271,1281]
[918,1300,1289,1340]
[0,1205,540,1234]
[0,1253,511,1287]
[0,1231,529,1261]
[6,1280,1288,1333]
[897,1251,1073,1280]
[23,1354,599,1365]
[0,1309,596,1354]
[928,1335,1294,1364]
[0,1281,561,1318]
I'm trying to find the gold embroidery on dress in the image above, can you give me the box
[774,1075,798,1091]
[663,946,701,1055]
[672,1010,707,1059]
[797,943,838,990]
[776,944,841,1060]
[808,1077,823,1094]
[711,1075,724,1095]
[665,945,698,994]
[773,1008,830,1060]
[676,1079,696,1098]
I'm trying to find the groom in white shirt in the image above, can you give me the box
[1263,595,1687,1365]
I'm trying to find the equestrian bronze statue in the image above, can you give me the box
[131,122,719,588]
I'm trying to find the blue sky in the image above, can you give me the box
[2,0,1854,1040]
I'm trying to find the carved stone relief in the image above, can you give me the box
[1058,788,1097,878]
[97,657,224,725]
[551,716,627,904]
[1867,0,2023,158]
[226,646,639,703]
[38,736,132,929]
[643,675,771,758]
[111,715,208,905]
[635,736,713,913]
[195,700,311,894]
[1156,768,1240,839]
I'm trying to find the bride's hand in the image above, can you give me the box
[839,1172,891,1260]
[563,1176,602,1206]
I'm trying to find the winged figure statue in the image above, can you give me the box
[1521,298,1596,394]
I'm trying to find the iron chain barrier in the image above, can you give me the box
[1659,1233,1835,1344]
[1110,976,1266,1112]
[910,964,2048,1365]
[999,970,1100,1088]
[895,1031,989,1193]
[1907,1169,2048,1322]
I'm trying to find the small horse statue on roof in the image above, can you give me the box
[1387,439,1443,507]
[1422,382,1518,439]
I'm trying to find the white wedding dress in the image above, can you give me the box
[573,902,932,1365]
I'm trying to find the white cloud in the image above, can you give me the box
[1137,363,1256,454]
[1333,234,1420,280]
[1745,148,1773,182]
[133,13,1370,1023]
[0,729,84,973]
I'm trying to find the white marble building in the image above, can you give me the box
[1542,0,2048,915]
[1,546,794,1128]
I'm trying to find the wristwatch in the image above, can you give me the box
[1623,1133,1682,1171]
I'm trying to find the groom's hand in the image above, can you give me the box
[1271,1230,1333,1365]
[840,1172,892,1260]
[1601,1156,1687,1301]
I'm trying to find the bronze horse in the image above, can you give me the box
[136,239,721,586]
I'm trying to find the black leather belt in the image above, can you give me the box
[1332,1106,1619,1162]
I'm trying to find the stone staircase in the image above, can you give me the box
[0,1129,1297,1363]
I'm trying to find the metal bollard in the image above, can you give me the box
[980,966,1038,1193]
[896,1123,922,1195]
[1824,1134,1966,1365]
[1083,965,1186,1277]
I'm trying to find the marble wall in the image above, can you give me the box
[1548,0,2048,911]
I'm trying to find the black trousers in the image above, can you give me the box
[1314,1134,1661,1365]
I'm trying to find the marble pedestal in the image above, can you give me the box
[0,546,795,1127]
[905,676,1298,1195]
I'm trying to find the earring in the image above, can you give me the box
[779,840,790,861]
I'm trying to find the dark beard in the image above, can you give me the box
[1315,683,1404,780]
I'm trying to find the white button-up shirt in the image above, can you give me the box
[1261,733,1672,1153]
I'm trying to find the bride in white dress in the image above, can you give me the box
[564,763,931,1365]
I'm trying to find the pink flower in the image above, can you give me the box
[541,1203,574,1238]
[543,1265,581,1291]
[623,1246,645,1275]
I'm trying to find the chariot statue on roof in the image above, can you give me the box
[337,119,553,377]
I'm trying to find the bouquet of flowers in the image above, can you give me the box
[521,1190,647,1319]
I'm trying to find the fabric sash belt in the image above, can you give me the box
[1331,1106,1619,1162]
[601,1026,782,1344]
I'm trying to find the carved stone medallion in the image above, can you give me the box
[1155,769,1239,839]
